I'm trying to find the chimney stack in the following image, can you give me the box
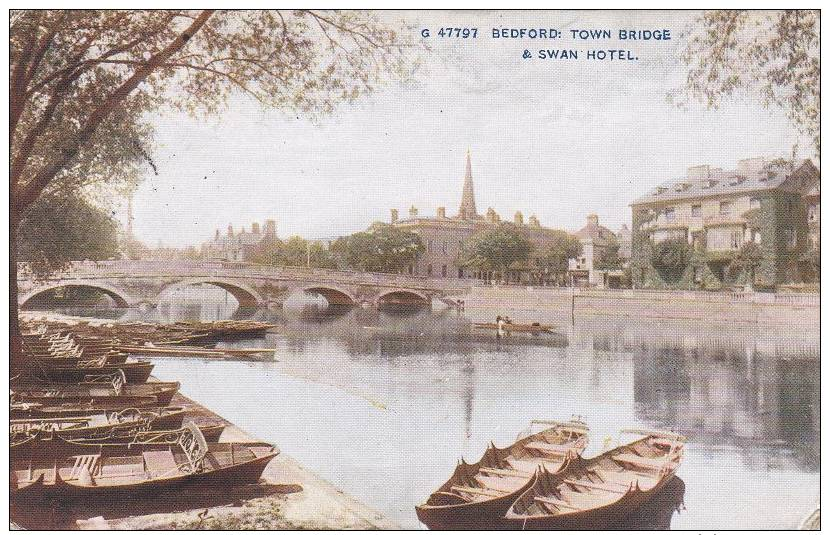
[514,211,524,225]
[587,213,599,226]
[409,205,418,218]
[252,222,260,234]
[215,229,220,240]
[486,207,500,223]
[437,206,446,218]
[529,215,540,227]
[227,224,234,237]
[390,209,399,224]
[264,219,277,236]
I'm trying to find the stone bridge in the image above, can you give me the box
[17,260,474,310]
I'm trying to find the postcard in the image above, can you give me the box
[9,8,820,531]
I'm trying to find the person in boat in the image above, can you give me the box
[496,315,504,339]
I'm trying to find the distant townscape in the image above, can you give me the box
[130,152,819,291]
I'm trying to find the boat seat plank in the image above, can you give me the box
[143,450,178,477]
[612,453,675,470]
[450,485,503,498]
[478,467,529,478]
[525,441,572,454]
[534,496,579,510]
[564,478,627,493]
[474,475,524,493]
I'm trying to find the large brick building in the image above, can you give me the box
[630,157,819,289]
[392,152,570,283]
[201,219,277,262]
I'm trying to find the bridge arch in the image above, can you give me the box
[295,285,357,306]
[375,289,431,307]
[159,278,264,308]
[19,281,134,309]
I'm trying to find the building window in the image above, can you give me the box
[730,229,742,249]
[427,239,433,253]
[664,207,675,222]
[458,267,464,278]
[749,197,761,210]
[442,241,447,254]
[441,265,447,277]
[785,228,797,249]
[751,230,761,244]
[407,265,413,275]
[719,201,732,215]
[426,264,433,276]
[691,204,701,217]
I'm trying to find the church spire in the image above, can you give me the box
[459,149,477,219]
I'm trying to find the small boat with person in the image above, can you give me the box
[473,322,556,334]
[415,418,589,530]
[503,429,685,530]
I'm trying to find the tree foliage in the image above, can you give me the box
[534,230,582,276]
[18,193,121,278]
[676,10,819,156]
[650,238,691,282]
[594,239,623,271]
[331,222,423,273]
[461,224,532,278]
[249,235,336,269]
[10,10,421,218]
[727,241,763,283]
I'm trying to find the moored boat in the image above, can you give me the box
[415,418,589,530]
[10,423,278,500]
[10,406,190,444]
[12,371,179,407]
[503,430,685,530]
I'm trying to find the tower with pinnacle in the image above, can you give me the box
[458,149,478,220]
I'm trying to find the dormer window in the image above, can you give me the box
[653,186,667,195]
[702,179,719,189]
[729,176,747,186]
[674,183,690,192]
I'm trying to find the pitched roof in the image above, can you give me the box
[631,159,818,206]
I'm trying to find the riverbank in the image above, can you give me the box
[461,286,819,327]
[11,387,398,530]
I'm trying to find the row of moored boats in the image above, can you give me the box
[11,325,279,499]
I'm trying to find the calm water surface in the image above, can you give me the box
[41,289,820,530]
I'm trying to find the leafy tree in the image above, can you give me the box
[533,230,582,282]
[461,224,532,281]
[594,239,623,271]
[727,242,763,285]
[10,9,421,362]
[250,236,336,269]
[18,193,121,278]
[676,10,819,156]
[650,238,691,283]
[331,222,423,273]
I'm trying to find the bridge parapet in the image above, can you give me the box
[17,260,473,292]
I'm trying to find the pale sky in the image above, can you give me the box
[122,10,811,248]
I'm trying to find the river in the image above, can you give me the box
[35,287,820,530]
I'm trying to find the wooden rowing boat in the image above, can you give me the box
[415,418,589,530]
[10,407,190,445]
[12,423,226,453]
[12,372,180,407]
[473,322,555,334]
[22,360,155,384]
[502,431,685,530]
[10,402,185,420]
[10,423,278,500]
